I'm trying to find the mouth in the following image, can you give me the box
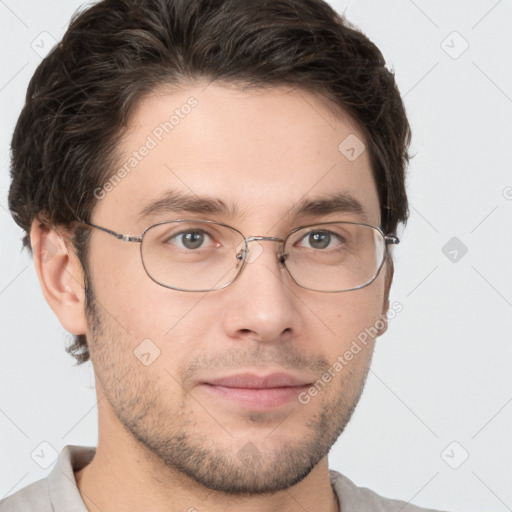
[199,372,312,410]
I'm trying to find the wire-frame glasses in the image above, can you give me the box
[75,218,399,293]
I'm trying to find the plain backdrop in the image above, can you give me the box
[1,1,511,510]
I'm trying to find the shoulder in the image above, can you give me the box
[0,445,95,512]
[0,478,51,512]
[329,470,449,512]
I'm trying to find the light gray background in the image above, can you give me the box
[1,1,511,510]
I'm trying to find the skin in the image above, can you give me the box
[31,81,394,512]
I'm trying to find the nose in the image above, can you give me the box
[221,237,302,343]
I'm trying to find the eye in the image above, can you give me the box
[296,230,344,250]
[167,229,216,250]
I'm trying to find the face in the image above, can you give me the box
[84,82,390,494]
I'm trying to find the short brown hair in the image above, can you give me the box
[8,0,411,364]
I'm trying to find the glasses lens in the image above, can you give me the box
[141,221,245,291]
[284,223,385,292]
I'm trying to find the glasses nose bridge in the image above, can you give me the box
[242,235,287,262]
[245,235,284,243]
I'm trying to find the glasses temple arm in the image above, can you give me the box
[384,235,400,245]
[75,219,142,243]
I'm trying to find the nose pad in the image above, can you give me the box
[235,241,257,266]
[235,241,265,265]
[245,241,265,264]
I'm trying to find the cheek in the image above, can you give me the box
[90,239,145,299]
[311,278,386,352]
[100,282,213,343]
[89,240,197,337]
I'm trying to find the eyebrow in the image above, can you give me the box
[138,190,368,222]
[138,190,238,219]
[287,192,367,220]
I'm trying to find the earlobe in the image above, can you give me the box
[30,218,88,336]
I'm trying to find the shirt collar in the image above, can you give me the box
[48,445,95,512]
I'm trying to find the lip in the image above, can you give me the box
[200,372,312,410]
[205,372,311,389]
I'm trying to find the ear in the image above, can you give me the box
[30,218,88,335]
[377,257,394,337]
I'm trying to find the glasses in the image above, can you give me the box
[75,218,399,293]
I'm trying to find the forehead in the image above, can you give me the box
[93,82,380,229]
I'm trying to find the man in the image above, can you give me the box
[1,0,447,510]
